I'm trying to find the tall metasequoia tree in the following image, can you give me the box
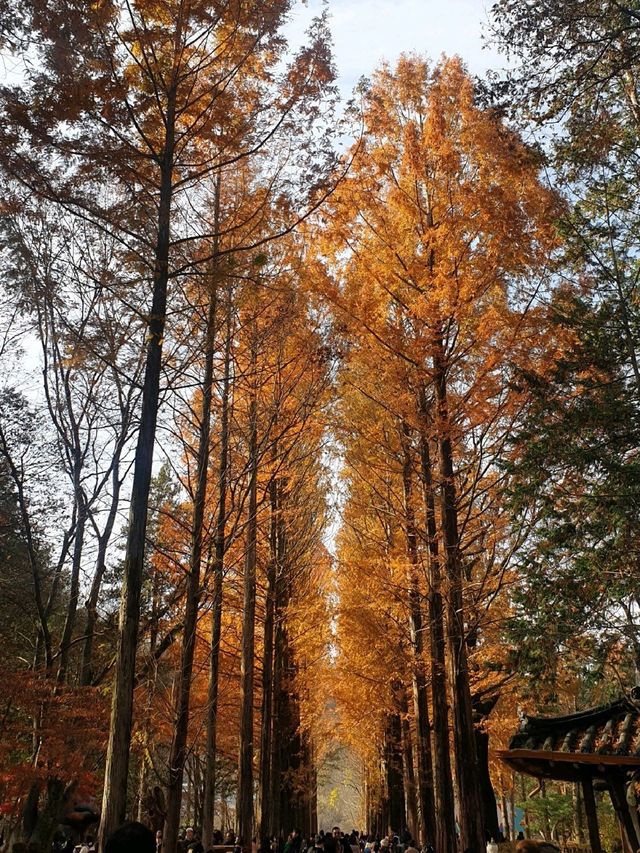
[264,466,330,838]
[400,421,436,843]
[331,359,421,838]
[201,275,234,849]
[237,279,259,850]
[259,473,279,834]
[323,54,559,852]
[162,178,223,853]
[258,340,331,838]
[141,212,329,843]
[233,235,332,841]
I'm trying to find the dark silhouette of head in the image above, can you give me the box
[105,822,155,853]
[516,842,541,853]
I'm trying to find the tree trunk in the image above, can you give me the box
[282,683,302,834]
[399,687,419,842]
[386,712,406,834]
[269,576,285,838]
[540,779,551,840]
[138,533,165,828]
[193,755,203,832]
[163,181,222,853]
[475,723,500,840]
[416,387,457,853]
[309,738,318,837]
[136,755,148,824]
[381,746,390,837]
[400,422,436,846]
[56,484,87,686]
[29,779,76,851]
[98,78,178,847]
[237,302,259,849]
[520,774,530,838]
[265,478,289,838]
[202,272,233,849]
[432,338,484,853]
[273,613,300,838]
[81,462,123,686]
[259,476,278,836]
[364,769,371,836]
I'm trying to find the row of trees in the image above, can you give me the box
[1,0,640,850]
[322,55,558,850]
[323,0,640,846]
[0,0,337,848]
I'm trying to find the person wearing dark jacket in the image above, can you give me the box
[105,823,155,853]
[181,829,204,853]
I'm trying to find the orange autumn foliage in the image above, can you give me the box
[313,54,563,828]
[0,669,108,818]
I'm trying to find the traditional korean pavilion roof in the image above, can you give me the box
[497,689,640,782]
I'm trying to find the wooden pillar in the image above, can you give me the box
[607,773,640,853]
[580,777,602,853]
[574,781,586,845]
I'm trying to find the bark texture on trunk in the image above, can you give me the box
[399,687,419,842]
[432,338,484,853]
[136,574,161,829]
[417,388,457,853]
[237,306,259,849]
[401,423,436,846]
[473,695,500,841]
[259,477,278,835]
[386,712,407,834]
[202,276,233,849]
[475,725,499,840]
[261,476,315,838]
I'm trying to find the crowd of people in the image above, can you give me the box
[104,823,567,853]
[272,828,422,853]
[149,826,423,853]
[160,826,407,853]
[50,820,552,853]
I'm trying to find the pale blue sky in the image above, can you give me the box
[285,0,503,96]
